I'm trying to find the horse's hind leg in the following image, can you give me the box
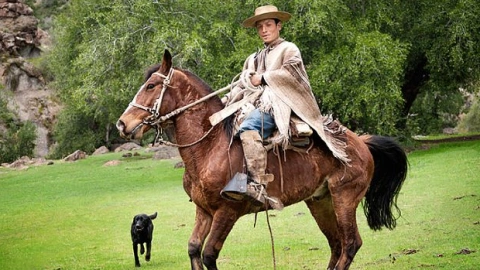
[305,195,342,270]
[329,177,367,269]
[189,206,213,270]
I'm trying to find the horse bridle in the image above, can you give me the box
[127,68,176,144]
[129,68,175,124]
[127,67,235,147]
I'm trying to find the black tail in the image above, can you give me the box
[361,135,408,231]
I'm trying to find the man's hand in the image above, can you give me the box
[250,74,263,86]
[221,96,228,105]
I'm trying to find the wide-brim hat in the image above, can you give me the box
[242,5,291,28]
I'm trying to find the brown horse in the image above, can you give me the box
[116,50,408,270]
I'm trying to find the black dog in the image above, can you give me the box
[131,212,157,267]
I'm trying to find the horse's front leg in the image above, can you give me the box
[189,206,213,270]
[202,208,239,270]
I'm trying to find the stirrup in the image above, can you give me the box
[220,173,283,210]
[220,174,265,206]
[220,173,248,202]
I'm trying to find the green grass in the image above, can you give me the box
[0,141,479,269]
[413,132,480,141]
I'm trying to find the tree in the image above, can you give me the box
[46,0,480,155]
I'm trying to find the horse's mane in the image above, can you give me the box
[181,69,235,138]
[144,64,162,82]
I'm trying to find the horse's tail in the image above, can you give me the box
[361,135,408,231]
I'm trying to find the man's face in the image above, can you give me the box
[255,19,282,44]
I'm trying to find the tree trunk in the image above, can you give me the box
[397,55,430,129]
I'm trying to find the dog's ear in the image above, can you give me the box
[132,215,138,224]
[149,212,157,220]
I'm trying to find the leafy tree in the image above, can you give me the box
[46,0,480,155]
[376,0,480,133]
[49,106,99,158]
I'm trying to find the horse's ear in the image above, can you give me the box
[160,49,172,73]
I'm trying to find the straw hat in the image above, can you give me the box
[242,5,291,28]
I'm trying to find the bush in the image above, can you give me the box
[0,92,37,163]
[0,121,37,163]
[457,95,480,133]
[48,108,101,159]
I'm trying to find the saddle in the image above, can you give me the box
[287,115,313,147]
[232,108,314,150]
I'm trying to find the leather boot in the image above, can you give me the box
[240,130,282,209]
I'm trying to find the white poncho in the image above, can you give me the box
[212,39,349,163]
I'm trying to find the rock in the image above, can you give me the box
[103,160,121,167]
[442,127,456,135]
[114,142,141,152]
[174,161,185,168]
[122,152,132,158]
[7,157,29,169]
[63,150,87,162]
[92,146,109,155]
[0,0,59,159]
[146,145,179,159]
[0,0,40,57]
[2,155,52,169]
[152,147,180,160]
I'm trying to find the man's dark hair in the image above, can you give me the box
[255,18,281,28]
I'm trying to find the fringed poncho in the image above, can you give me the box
[213,39,350,163]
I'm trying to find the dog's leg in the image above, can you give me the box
[133,243,141,267]
[140,243,145,255]
[146,241,152,261]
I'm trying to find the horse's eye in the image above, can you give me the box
[146,84,155,90]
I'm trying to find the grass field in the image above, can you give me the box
[0,140,479,269]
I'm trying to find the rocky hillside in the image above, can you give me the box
[0,0,61,157]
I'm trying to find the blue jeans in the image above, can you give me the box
[237,109,276,140]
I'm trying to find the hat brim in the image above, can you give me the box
[242,11,291,28]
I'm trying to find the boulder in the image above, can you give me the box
[92,146,109,155]
[64,150,87,162]
[114,142,142,152]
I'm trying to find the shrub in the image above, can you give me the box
[457,94,480,133]
[48,108,100,159]
[0,121,37,163]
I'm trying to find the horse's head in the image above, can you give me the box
[117,49,225,141]
[117,50,180,140]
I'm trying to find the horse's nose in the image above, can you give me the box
[116,119,125,134]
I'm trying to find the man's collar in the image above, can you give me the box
[264,38,284,50]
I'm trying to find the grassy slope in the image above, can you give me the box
[0,141,479,269]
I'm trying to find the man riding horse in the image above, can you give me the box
[116,7,408,267]
[215,5,350,208]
